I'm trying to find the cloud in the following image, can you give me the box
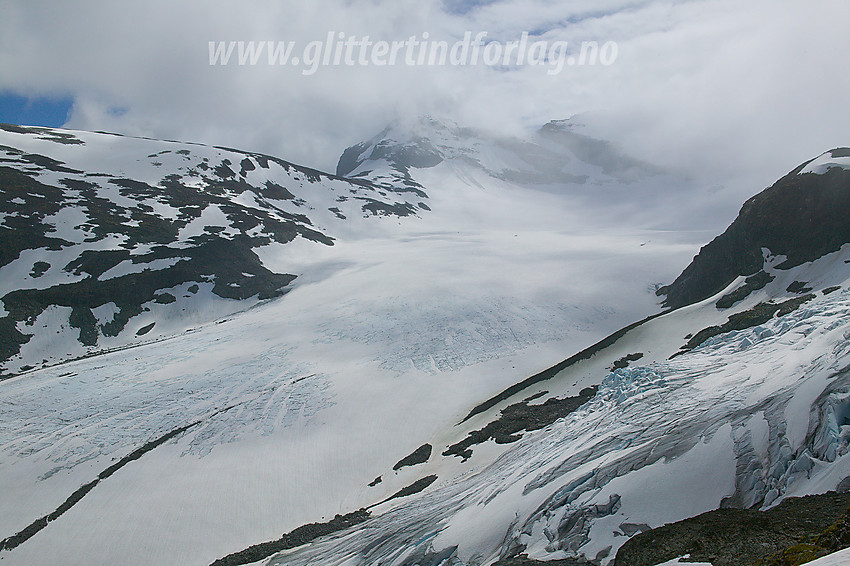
[0,0,847,202]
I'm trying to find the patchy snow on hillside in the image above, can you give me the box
[0,124,437,377]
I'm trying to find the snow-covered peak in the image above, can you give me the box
[798,147,850,175]
[337,115,663,193]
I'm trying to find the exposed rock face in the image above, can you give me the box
[659,150,850,309]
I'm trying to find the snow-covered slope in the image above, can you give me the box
[798,148,850,176]
[807,547,850,566]
[0,123,427,377]
[0,123,698,565]
[2,122,847,566]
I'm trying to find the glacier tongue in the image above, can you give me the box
[263,288,850,566]
[0,221,690,565]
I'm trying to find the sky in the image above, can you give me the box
[0,93,73,128]
[0,0,848,196]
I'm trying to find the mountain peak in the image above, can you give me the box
[658,148,850,309]
[335,127,444,178]
[794,147,850,176]
[335,115,663,197]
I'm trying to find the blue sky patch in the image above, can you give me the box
[441,0,501,15]
[0,93,73,128]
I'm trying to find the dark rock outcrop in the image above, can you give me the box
[614,492,850,566]
[393,444,432,470]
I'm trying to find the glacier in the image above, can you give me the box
[256,278,850,566]
[2,122,849,566]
